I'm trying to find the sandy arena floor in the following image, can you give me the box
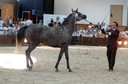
[0,45,128,84]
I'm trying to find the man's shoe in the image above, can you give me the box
[108,69,113,71]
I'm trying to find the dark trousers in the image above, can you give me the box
[107,45,117,70]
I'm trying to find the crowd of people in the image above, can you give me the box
[73,22,128,38]
[0,16,128,39]
[0,16,35,35]
[0,16,61,35]
[48,16,61,27]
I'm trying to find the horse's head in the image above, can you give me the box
[72,9,87,21]
[61,9,87,26]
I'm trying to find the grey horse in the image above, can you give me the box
[15,9,87,72]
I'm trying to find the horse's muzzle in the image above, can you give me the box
[83,15,87,19]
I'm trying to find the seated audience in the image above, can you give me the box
[0,23,9,35]
[119,29,127,38]
[95,22,101,29]
[54,16,61,26]
[48,18,55,27]
[9,16,13,25]
[101,22,110,34]
[88,23,93,29]
[79,27,86,35]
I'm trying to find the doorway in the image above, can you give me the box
[110,5,123,26]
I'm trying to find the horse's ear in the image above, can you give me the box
[72,9,74,12]
[76,8,78,13]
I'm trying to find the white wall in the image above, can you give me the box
[127,0,128,26]
[122,0,128,26]
[43,14,67,26]
[54,0,127,25]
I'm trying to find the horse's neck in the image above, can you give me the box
[61,16,76,34]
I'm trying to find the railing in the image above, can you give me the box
[0,35,16,46]
[0,35,127,47]
[71,36,107,46]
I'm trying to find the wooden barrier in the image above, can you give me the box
[75,24,127,31]
[0,35,16,46]
[71,36,107,46]
[0,35,127,47]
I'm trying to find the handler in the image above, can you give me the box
[102,21,120,71]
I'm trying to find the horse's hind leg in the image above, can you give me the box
[26,44,38,71]
[65,46,72,72]
[55,47,64,72]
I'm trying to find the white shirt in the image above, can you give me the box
[26,20,32,25]
[88,25,93,29]
[101,25,110,31]
[0,20,4,27]
[108,29,116,35]
[21,21,27,25]
[9,19,13,25]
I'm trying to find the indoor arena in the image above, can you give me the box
[0,0,128,84]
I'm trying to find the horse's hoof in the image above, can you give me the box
[28,66,32,71]
[69,69,72,72]
[55,69,59,72]
[28,68,31,71]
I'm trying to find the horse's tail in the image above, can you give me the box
[14,26,28,53]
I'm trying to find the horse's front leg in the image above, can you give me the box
[55,47,64,72]
[65,46,72,72]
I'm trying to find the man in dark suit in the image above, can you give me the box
[102,21,120,71]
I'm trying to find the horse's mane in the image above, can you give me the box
[61,13,73,26]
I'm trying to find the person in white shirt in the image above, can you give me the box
[9,16,13,25]
[14,24,20,35]
[119,29,127,38]
[79,27,86,35]
[0,17,4,27]
[0,23,9,35]
[7,24,15,35]
[88,23,93,29]
[21,18,27,26]
[26,18,33,25]
[54,16,61,26]
[101,22,110,33]
[38,19,43,25]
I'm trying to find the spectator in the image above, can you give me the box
[88,23,93,29]
[26,18,33,25]
[38,19,43,25]
[14,24,20,35]
[7,24,14,35]
[119,29,127,38]
[48,18,55,27]
[16,18,20,25]
[9,16,13,25]
[95,22,101,29]
[21,18,27,26]
[0,17,4,27]
[79,27,86,35]
[101,22,110,34]
[5,18,9,26]
[54,16,61,26]
[94,29,100,38]
[1,23,9,35]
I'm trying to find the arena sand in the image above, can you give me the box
[0,45,128,84]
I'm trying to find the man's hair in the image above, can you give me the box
[113,21,118,26]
